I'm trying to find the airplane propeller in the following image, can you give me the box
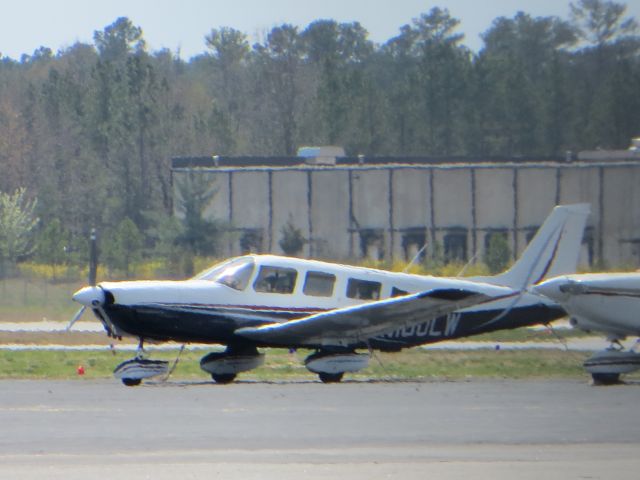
[67,305,86,331]
[88,227,97,286]
[67,229,98,331]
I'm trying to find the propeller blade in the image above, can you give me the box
[95,304,120,338]
[88,228,98,286]
[67,306,86,331]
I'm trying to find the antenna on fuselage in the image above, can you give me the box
[473,228,557,330]
[402,243,428,274]
[456,250,480,277]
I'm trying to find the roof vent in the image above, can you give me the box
[297,146,345,165]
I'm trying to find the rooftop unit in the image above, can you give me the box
[297,146,346,166]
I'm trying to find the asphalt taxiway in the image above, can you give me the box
[1,379,639,479]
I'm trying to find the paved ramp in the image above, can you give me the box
[0,379,638,479]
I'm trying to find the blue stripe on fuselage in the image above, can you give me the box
[101,302,564,349]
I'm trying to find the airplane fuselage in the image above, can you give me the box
[536,273,640,338]
[92,255,562,350]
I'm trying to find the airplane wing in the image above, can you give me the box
[236,288,494,347]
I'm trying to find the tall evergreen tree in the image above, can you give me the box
[254,24,303,155]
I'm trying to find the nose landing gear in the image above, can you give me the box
[584,341,640,385]
[113,338,169,387]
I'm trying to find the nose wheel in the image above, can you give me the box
[122,378,142,387]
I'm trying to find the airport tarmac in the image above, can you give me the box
[0,379,639,479]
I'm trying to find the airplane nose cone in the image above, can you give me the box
[533,277,567,302]
[72,286,105,307]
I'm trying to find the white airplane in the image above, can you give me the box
[71,204,589,386]
[534,272,640,384]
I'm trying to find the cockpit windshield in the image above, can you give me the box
[194,257,255,291]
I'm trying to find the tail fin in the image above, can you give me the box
[472,204,590,288]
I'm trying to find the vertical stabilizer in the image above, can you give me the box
[471,204,590,288]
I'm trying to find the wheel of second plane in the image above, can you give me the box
[590,373,621,385]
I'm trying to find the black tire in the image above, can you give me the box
[211,373,237,384]
[591,373,621,385]
[122,378,142,387]
[318,372,344,383]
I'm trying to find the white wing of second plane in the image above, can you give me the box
[236,288,496,347]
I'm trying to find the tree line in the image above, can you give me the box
[0,0,638,277]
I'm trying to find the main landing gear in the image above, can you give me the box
[198,347,372,384]
[584,340,640,385]
[199,346,265,384]
[111,343,381,386]
[317,372,344,383]
[305,350,370,383]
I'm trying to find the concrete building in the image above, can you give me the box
[171,150,640,269]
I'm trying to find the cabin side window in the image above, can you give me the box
[303,271,336,297]
[346,278,381,300]
[253,266,298,294]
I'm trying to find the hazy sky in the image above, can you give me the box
[2,0,640,59]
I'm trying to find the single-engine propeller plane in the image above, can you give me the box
[71,204,589,386]
[535,272,640,384]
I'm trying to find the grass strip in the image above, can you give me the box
[0,348,622,382]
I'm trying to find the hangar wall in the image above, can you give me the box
[172,159,640,269]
